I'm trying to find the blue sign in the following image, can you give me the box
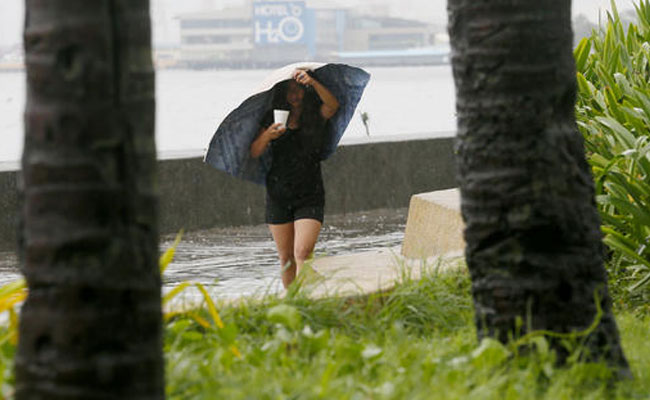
[254,1,308,45]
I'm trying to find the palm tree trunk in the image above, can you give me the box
[16,1,163,398]
[447,0,628,368]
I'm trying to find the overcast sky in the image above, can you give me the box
[0,0,637,48]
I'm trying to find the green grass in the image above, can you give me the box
[0,249,647,400]
[164,266,650,400]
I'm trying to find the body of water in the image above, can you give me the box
[0,65,456,162]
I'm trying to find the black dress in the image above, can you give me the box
[264,122,326,224]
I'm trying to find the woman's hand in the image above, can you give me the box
[264,123,286,140]
[293,69,340,120]
[293,69,314,87]
[251,123,286,159]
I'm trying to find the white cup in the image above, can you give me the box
[273,109,290,128]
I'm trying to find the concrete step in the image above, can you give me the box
[401,188,465,260]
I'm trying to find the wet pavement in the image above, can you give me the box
[0,252,18,287]
[0,208,408,298]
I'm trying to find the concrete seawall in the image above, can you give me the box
[0,169,19,252]
[0,134,457,251]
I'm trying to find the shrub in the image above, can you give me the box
[575,0,650,292]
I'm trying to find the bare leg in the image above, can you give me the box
[293,218,322,276]
[269,223,296,288]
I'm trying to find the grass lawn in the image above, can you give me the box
[164,264,650,399]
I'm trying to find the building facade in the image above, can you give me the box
[178,6,255,68]
[176,0,442,68]
[343,16,436,51]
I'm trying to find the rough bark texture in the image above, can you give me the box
[16,1,164,398]
[447,0,628,368]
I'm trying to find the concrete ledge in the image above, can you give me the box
[307,248,464,298]
[401,188,465,259]
[155,135,458,237]
[0,135,457,251]
[0,170,19,252]
[311,247,405,295]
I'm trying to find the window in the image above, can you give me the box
[183,35,232,45]
[181,19,251,29]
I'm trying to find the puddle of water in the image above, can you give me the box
[0,208,408,299]
[161,208,408,298]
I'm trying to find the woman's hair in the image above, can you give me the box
[261,72,325,131]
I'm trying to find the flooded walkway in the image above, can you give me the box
[0,208,408,298]
[161,208,407,298]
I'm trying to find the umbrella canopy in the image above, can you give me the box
[204,62,371,185]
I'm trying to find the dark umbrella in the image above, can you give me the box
[204,62,371,185]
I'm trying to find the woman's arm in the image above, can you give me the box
[294,70,340,120]
[250,123,285,159]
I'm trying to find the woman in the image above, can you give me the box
[250,69,340,288]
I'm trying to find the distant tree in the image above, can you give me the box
[16,0,164,398]
[447,0,629,370]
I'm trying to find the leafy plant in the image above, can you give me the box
[0,279,26,397]
[159,230,241,358]
[0,280,26,347]
[575,0,650,292]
